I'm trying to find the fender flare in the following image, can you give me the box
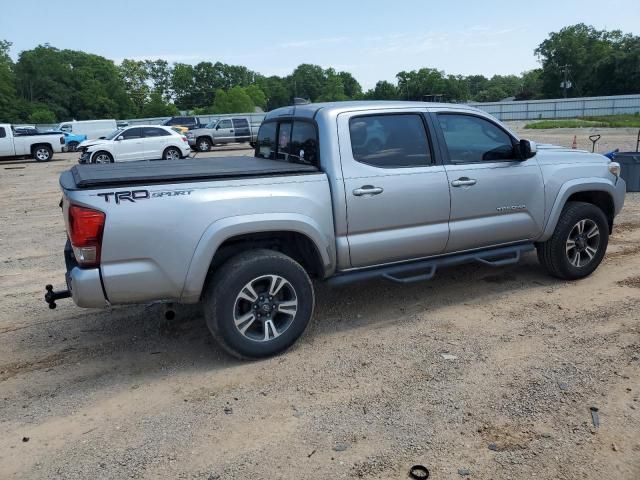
[180,213,335,303]
[539,178,617,242]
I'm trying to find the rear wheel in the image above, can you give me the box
[197,137,212,152]
[203,249,314,359]
[33,145,53,162]
[163,147,182,160]
[537,201,609,280]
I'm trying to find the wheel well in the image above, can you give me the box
[209,231,325,279]
[197,136,211,144]
[92,150,112,160]
[566,191,614,232]
[31,143,52,153]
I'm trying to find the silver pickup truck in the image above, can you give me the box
[45,101,625,359]
[185,116,262,151]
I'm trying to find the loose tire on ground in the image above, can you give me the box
[203,249,315,359]
[536,201,609,280]
[32,145,53,162]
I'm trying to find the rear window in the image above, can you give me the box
[143,127,170,137]
[255,120,319,166]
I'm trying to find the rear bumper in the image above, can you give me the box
[67,267,107,308]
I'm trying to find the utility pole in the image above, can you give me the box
[560,64,571,98]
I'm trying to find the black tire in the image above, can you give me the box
[163,147,182,160]
[32,145,53,162]
[67,141,79,152]
[91,151,113,164]
[536,201,609,280]
[196,137,212,152]
[203,249,314,359]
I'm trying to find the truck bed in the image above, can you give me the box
[60,156,319,190]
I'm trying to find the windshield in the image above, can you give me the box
[205,120,218,129]
[104,129,123,140]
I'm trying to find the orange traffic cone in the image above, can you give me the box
[572,135,577,149]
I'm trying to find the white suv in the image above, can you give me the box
[78,125,191,163]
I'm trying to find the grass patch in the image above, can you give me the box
[524,114,640,129]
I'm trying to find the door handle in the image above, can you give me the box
[230,130,234,133]
[451,177,477,187]
[353,185,384,196]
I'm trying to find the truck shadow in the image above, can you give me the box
[4,253,557,399]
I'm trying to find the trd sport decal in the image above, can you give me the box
[97,189,194,204]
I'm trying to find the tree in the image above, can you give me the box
[14,45,133,120]
[317,68,348,102]
[288,64,325,101]
[0,40,20,122]
[338,71,362,98]
[245,85,266,110]
[257,75,291,110]
[171,63,196,110]
[210,86,255,113]
[145,59,172,100]
[28,107,56,123]
[365,80,399,100]
[535,23,639,98]
[119,59,149,113]
[140,92,179,117]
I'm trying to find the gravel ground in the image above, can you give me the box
[0,134,639,480]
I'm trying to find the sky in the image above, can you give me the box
[1,0,639,90]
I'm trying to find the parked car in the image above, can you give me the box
[77,125,191,163]
[186,116,261,151]
[160,116,202,134]
[57,119,118,141]
[59,132,88,152]
[45,101,625,359]
[0,124,65,161]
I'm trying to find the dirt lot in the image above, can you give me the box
[1,132,639,480]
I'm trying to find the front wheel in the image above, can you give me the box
[91,151,113,164]
[537,201,609,280]
[67,141,79,152]
[203,249,314,359]
[163,147,182,160]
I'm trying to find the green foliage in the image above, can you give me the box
[140,92,179,117]
[1,23,638,124]
[535,23,640,98]
[525,114,640,129]
[0,40,19,122]
[210,86,256,114]
[28,107,57,123]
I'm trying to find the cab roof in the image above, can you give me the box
[264,101,485,121]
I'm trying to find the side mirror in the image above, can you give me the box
[99,136,106,140]
[215,125,220,130]
[116,136,123,141]
[519,139,537,160]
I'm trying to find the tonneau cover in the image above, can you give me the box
[65,156,319,189]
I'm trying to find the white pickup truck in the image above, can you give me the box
[0,124,65,161]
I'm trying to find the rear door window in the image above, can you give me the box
[232,118,249,129]
[349,114,432,168]
[143,127,170,137]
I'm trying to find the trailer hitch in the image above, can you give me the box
[44,284,71,309]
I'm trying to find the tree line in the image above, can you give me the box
[0,24,638,124]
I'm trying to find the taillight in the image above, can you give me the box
[181,136,188,143]
[68,205,105,268]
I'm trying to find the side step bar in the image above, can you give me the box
[328,243,535,286]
